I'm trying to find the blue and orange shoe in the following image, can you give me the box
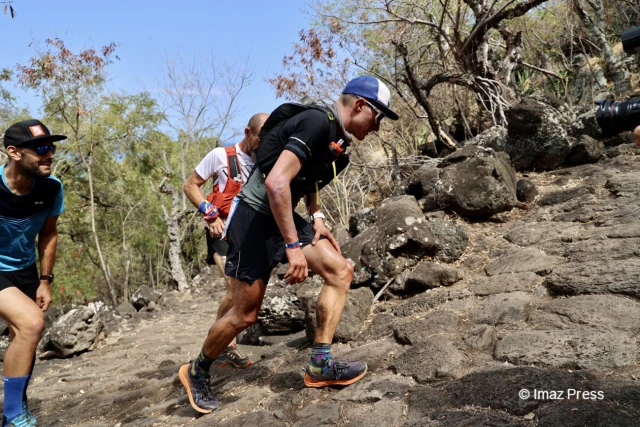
[178,363,222,414]
[304,359,368,388]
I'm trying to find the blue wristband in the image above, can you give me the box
[285,240,301,249]
[199,201,211,214]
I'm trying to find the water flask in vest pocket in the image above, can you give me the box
[221,196,241,240]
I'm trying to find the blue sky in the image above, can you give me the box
[1,0,316,139]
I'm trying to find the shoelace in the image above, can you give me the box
[198,378,215,401]
[228,348,247,361]
[333,362,350,375]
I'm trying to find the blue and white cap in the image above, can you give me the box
[342,75,399,121]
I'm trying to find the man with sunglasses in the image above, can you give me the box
[0,119,65,427]
[179,76,399,414]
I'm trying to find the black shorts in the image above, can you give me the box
[205,228,229,264]
[224,199,317,284]
[0,263,39,301]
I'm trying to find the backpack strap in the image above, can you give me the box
[225,145,242,182]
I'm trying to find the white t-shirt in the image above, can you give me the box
[195,143,255,192]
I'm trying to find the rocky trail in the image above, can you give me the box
[5,143,640,426]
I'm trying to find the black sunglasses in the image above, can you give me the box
[23,144,57,155]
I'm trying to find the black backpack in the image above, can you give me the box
[256,102,350,195]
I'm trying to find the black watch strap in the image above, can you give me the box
[40,273,54,283]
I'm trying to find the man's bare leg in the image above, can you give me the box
[202,277,267,358]
[303,239,353,342]
[0,288,45,422]
[180,277,267,413]
[213,253,233,323]
[210,261,253,368]
[0,288,44,377]
[301,239,366,387]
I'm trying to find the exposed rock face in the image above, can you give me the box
[566,134,605,166]
[405,161,440,201]
[505,97,572,170]
[130,285,162,311]
[391,336,467,382]
[21,122,640,426]
[348,207,377,236]
[545,260,640,298]
[404,260,464,293]
[484,247,564,276]
[569,106,602,139]
[342,195,438,288]
[257,282,307,335]
[495,330,638,369]
[461,125,508,152]
[424,212,469,263]
[305,286,373,343]
[436,147,518,216]
[40,306,105,358]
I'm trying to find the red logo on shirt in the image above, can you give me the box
[29,125,45,137]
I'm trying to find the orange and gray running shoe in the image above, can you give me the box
[304,359,368,388]
[178,363,222,413]
[213,344,253,369]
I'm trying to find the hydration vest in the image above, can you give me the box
[206,145,243,218]
[255,102,350,197]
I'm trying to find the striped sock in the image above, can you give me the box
[308,343,331,375]
[190,348,214,379]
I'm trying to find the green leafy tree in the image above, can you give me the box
[16,39,169,304]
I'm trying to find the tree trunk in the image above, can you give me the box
[83,156,118,306]
[573,0,631,95]
[158,150,189,292]
[162,204,189,292]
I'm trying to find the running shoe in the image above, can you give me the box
[4,412,37,427]
[304,359,368,388]
[178,363,222,413]
[21,403,35,423]
[213,344,253,369]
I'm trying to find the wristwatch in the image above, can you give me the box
[309,212,326,224]
[40,273,54,283]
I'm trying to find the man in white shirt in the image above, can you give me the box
[183,112,268,369]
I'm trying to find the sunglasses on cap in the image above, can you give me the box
[23,144,57,155]
[362,99,386,124]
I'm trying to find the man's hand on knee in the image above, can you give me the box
[284,247,308,285]
[311,223,341,253]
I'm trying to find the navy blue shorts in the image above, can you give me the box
[224,199,317,284]
[0,263,39,302]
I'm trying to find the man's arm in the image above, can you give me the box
[37,215,59,311]
[266,151,307,284]
[305,192,321,217]
[634,126,640,146]
[184,170,225,236]
[266,151,303,243]
[183,171,210,209]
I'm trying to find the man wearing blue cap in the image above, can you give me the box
[1,120,65,427]
[178,75,399,414]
